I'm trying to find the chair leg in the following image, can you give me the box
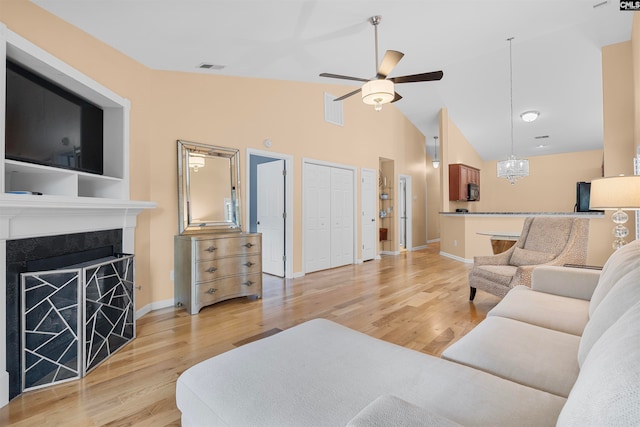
[469,287,477,301]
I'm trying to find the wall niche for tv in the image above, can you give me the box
[2,29,131,200]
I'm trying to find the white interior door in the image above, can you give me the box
[361,168,377,261]
[330,167,354,268]
[304,163,331,273]
[257,160,285,277]
[398,174,412,251]
[399,177,407,249]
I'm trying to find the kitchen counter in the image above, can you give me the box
[438,212,608,265]
[440,211,603,217]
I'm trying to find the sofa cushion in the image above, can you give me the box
[488,286,589,336]
[346,395,463,427]
[441,316,580,397]
[472,265,518,286]
[578,267,640,366]
[509,247,556,266]
[589,239,640,317]
[176,318,567,427]
[522,217,573,254]
[557,300,640,426]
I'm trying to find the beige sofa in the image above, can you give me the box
[176,239,640,426]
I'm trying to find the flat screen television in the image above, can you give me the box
[576,181,603,212]
[5,60,103,175]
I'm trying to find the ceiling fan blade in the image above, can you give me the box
[334,88,362,101]
[391,92,403,103]
[319,73,370,83]
[377,50,404,79]
[390,70,444,84]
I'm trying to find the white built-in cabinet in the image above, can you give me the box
[303,162,355,274]
[0,26,130,200]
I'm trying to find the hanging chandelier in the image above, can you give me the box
[497,37,529,185]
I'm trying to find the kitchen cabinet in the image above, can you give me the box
[449,163,480,201]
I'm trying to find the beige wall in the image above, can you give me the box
[435,31,640,266]
[0,1,156,307]
[2,1,429,308]
[2,2,639,307]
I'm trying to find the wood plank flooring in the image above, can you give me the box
[0,243,500,426]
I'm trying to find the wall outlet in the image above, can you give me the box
[453,240,458,247]
[170,270,174,281]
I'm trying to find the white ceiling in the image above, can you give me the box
[32,0,633,160]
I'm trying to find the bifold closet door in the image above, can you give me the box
[304,163,354,274]
[304,163,332,273]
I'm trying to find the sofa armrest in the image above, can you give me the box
[346,395,463,427]
[531,266,601,300]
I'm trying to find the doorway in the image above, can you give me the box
[246,149,294,278]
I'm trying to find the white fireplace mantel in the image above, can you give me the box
[0,195,156,242]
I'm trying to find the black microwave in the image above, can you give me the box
[467,183,480,201]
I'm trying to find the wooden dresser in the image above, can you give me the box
[174,232,262,314]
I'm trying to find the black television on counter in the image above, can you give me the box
[576,181,603,212]
[5,60,103,175]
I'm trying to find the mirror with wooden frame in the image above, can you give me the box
[177,140,242,234]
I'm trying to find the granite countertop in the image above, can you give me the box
[439,211,605,217]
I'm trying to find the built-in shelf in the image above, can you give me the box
[1,26,130,201]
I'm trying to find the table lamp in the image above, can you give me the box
[590,175,640,249]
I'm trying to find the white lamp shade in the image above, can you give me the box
[361,79,394,105]
[590,176,640,210]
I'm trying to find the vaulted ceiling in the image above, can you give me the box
[33,0,633,160]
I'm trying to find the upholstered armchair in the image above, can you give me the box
[469,217,589,301]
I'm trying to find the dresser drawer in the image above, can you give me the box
[195,235,261,260]
[195,273,262,306]
[195,254,261,283]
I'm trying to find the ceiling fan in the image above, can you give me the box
[320,16,444,111]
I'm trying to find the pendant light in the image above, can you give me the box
[432,136,440,168]
[497,37,529,184]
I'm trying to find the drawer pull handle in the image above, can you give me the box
[243,243,254,248]
[242,281,254,287]
[206,288,217,294]
[206,267,218,273]
[206,246,217,252]
[244,262,255,267]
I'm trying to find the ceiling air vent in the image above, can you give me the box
[197,63,225,70]
[324,93,344,126]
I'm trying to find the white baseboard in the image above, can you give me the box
[439,251,473,263]
[293,271,305,278]
[380,250,400,256]
[427,238,441,243]
[136,298,175,319]
[411,245,427,251]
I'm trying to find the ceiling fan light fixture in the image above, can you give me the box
[361,79,394,110]
[520,110,540,122]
